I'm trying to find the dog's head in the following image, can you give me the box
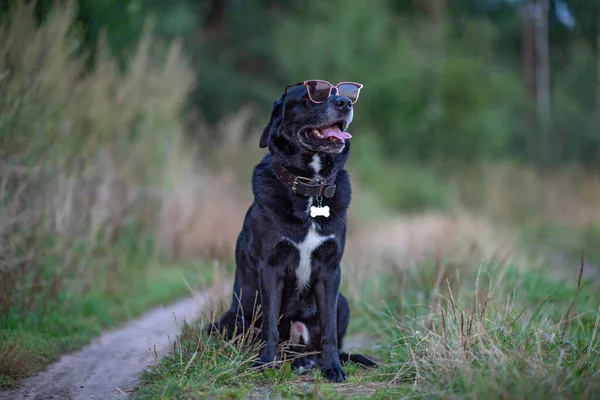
[259,82,356,154]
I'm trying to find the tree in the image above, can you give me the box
[534,0,551,166]
[522,0,551,166]
[596,5,600,125]
[522,0,536,157]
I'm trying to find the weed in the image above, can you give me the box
[0,0,209,383]
[137,222,600,398]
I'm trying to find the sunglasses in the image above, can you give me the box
[284,80,363,104]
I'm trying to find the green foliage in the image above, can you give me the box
[520,221,600,265]
[274,0,524,164]
[351,135,453,212]
[11,0,599,211]
[0,252,212,384]
[551,41,600,165]
[0,0,193,171]
[20,0,600,170]
[149,0,597,170]
[137,255,600,399]
[74,0,197,62]
[379,261,600,398]
[136,320,263,399]
[0,0,201,381]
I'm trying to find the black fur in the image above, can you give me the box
[281,300,378,372]
[210,83,376,382]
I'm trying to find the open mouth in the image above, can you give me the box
[309,121,352,143]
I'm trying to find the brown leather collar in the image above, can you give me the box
[272,157,336,198]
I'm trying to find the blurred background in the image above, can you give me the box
[1,0,600,385]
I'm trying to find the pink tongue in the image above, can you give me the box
[321,125,352,140]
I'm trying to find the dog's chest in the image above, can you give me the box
[284,223,335,290]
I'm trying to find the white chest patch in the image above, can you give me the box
[310,154,322,176]
[285,223,335,290]
[305,197,314,214]
[307,154,321,216]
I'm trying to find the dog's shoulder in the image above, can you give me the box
[252,153,274,181]
[249,154,305,222]
[330,168,351,210]
[334,168,351,192]
[251,154,280,200]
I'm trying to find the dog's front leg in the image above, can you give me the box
[315,264,346,382]
[255,263,284,368]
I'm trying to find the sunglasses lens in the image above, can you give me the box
[337,83,361,103]
[307,81,332,103]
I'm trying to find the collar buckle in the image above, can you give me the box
[291,176,313,194]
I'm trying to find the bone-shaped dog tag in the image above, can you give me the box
[310,205,330,218]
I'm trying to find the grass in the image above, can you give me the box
[133,246,600,399]
[0,232,219,389]
[124,135,600,399]
[518,222,600,267]
[0,0,206,388]
[2,2,600,397]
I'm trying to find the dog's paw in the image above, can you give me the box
[339,352,379,368]
[321,363,346,383]
[252,360,277,371]
[253,351,278,371]
[354,354,379,368]
[291,355,317,374]
[252,361,269,371]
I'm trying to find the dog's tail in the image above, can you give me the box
[339,351,378,368]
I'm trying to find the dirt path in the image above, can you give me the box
[1,285,230,400]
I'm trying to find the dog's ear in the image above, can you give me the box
[259,100,284,148]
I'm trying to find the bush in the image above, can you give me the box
[0,0,194,318]
[350,135,453,212]
[272,0,526,165]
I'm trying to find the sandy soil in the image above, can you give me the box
[1,285,230,400]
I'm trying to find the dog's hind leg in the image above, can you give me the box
[338,352,378,367]
[336,293,378,368]
[208,279,260,341]
[209,251,263,341]
[208,308,261,342]
[286,321,318,373]
[254,241,299,368]
[336,293,350,350]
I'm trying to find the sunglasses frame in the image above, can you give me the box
[284,80,363,104]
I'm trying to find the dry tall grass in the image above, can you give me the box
[0,0,195,313]
[386,263,600,398]
[1,0,594,327]
[452,162,600,227]
[151,109,600,277]
[3,2,599,395]
[156,109,261,262]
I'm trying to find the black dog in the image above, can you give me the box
[210,80,376,382]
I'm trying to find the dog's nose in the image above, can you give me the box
[333,96,353,110]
